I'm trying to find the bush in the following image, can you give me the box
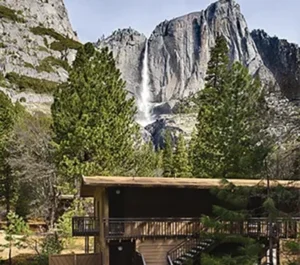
[36,59,54,73]
[0,5,26,23]
[24,62,35,69]
[5,72,59,93]
[50,39,81,52]
[30,26,82,51]
[37,56,70,73]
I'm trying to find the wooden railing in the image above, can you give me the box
[72,217,100,236]
[72,216,300,239]
[103,217,300,239]
[103,218,203,239]
[167,217,300,265]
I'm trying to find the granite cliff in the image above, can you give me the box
[251,29,300,101]
[0,0,79,112]
[97,0,279,108]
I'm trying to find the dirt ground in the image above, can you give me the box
[0,231,93,260]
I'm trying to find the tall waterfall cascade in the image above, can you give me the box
[137,40,153,126]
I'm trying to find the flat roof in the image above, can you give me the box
[80,176,300,197]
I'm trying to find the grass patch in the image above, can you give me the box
[24,62,35,69]
[30,26,82,51]
[37,56,70,73]
[36,58,54,73]
[0,5,26,23]
[6,72,59,93]
[37,46,49,53]
[43,56,70,71]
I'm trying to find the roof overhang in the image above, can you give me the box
[80,176,300,197]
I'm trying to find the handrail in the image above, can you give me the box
[72,216,100,236]
[103,217,300,240]
[141,253,146,265]
[167,254,173,265]
[134,251,147,265]
[103,217,202,221]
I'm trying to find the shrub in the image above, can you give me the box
[36,59,54,73]
[37,56,70,73]
[0,5,26,23]
[0,42,6,48]
[50,39,81,52]
[37,46,49,53]
[30,26,82,51]
[6,72,59,93]
[24,62,35,69]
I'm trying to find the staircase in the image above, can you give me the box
[167,237,215,265]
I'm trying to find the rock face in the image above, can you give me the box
[0,0,79,112]
[147,0,275,102]
[95,29,146,97]
[0,0,78,85]
[251,29,300,101]
[97,0,277,104]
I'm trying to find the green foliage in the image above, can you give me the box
[52,43,138,181]
[134,142,159,177]
[30,26,82,51]
[162,131,173,177]
[173,96,198,114]
[41,233,63,255]
[37,56,69,73]
[284,240,300,255]
[0,211,30,265]
[24,62,35,69]
[0,92,18,214]
[173,133,192,177]
[192,35,269,179]
[200,234,261,265]
[0,5,26,23]
[56,200,84,247]
[37,46,49,53]
[0,42,6,48]
[6,72,58,93]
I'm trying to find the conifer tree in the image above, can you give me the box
[0,92,17,214]
[51,43,138,181]
[134,141,157,177]
[192,36,269,179]
[173,133,191,177]
[162,131,173,177]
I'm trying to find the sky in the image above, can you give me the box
[64,0,300,45]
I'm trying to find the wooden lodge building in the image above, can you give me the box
[69,176,300,265]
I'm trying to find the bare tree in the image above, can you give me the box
[7,111,60,228]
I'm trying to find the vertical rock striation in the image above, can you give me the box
[251,29,300,101]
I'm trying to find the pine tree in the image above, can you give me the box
[51,43,139,181]
[0,92,18,214]
[173,133,191,177]
[162,131,173,177]
[134,141,157,177]
[192,36,269,179]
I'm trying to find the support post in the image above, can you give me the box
[85,236,89,253]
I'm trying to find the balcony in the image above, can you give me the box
[72,216,100,236]
[72,216,300,239]
[103,218,203,239]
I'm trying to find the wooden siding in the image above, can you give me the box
[49,253,102,265]
[108,187,216,218]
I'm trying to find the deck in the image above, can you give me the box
[72,216,300,239]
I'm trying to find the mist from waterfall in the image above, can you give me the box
[137,39,153,127]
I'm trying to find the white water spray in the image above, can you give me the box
[137,40,152,126]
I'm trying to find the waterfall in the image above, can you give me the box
[137,39,152,126]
